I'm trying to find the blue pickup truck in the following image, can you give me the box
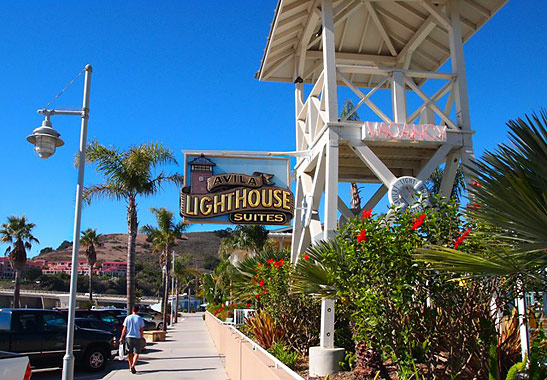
[0,309,116,371]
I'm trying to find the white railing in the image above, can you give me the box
[233,308,256,325]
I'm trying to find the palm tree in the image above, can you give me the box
[173,256,200,322]
[426,166,466,202]
[0,216,39,308]
[140,207,187,330]
[80,228,103,302]
[340,99,362,211]
[218,225,270,263]
[84,141,183,314]
[416,111,547,277]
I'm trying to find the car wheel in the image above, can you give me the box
[84,347,107,371]
[157,322,163,330]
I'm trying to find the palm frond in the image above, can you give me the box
[291,240,342,299]
[83,183,127,204]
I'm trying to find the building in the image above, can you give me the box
[0,257,14,278]
[99,261,127,277]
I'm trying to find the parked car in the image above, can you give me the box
[138,312,163,330]
[0,351,31,380]
[59,309,124,335]
[75,318,119,348]
[0,309,115,371]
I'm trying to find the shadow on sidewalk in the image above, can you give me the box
[136,367,217,374]
[144,355,223,361]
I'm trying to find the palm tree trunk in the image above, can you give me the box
[175,279,179,323]
[88,264,93,302]
[13,270,21,308]
[162,247,170,331]
[126,197,138,315]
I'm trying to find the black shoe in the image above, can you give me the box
[131,367,136,374]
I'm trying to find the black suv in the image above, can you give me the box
[0,309,115,371]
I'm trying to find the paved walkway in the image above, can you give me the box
[103,313,228,380]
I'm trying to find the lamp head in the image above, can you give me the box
[26,117,64,159]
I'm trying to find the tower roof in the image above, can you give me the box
[188,154,216,167]
[256,0,508,86]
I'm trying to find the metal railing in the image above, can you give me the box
[206,311,305,380]
[0,288,157,302]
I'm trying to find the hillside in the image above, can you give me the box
[37,231,225,272]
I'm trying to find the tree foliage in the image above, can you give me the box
[84,141,183,314]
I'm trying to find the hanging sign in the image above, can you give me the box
[363,121,447,143]
[180,154,294,225]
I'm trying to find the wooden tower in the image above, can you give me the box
[257,0,508,375]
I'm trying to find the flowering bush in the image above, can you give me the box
[233,248,320,355]
[293,198,513,378]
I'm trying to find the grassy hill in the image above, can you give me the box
[37,231,225,272]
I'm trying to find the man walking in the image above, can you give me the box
[120,305,145,374]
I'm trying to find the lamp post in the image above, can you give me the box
[170,250,175,327]
[27,64,92,380]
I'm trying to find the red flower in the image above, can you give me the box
[356,229,367,243]
[362,209,372,218]
[411,214,426,230]
[268,259,274,264]
[253,279,256,283]
[255,294,260,299]
[259,280,264,287]
[454,227,472,249]
[304,255,310,260]
[246,303,250,307]
[257,263,262,268]
[466,202,482,210]
[273,259,285,268]
[472,180,482,188]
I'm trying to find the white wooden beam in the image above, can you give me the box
[448,0,476,186]
[348,141,397,187]
[397,15,437,69]
[404,76,458,130]
[391,71,407,123]
[337,65,454,80]
[307,0,363,49]
[337,196,355,219]
[417,143,453,180]
[337,70,391,123]
[321,0,339,123]
[421,0,451,30]
[439,151,459,198]
[363,185,387,211]
[306,50,396,65]
[364,0,397,56]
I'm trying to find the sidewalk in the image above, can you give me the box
[103,312,228,380]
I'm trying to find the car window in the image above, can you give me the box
[43,312,67,331]
[101,315,118,324]
[0,312,10,331]
[13,312,42,333]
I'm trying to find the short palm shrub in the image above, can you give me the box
[233,249,321,355]
[268,342,301,369]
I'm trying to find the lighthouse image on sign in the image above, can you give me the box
[188,154,216,194]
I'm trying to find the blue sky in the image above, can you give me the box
[0,1,545,258]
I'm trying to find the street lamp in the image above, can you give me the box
[27,64,92,380]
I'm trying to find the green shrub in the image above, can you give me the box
[268,342,300,370]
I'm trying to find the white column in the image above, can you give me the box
[321,0,338,351]
[391,71,407,123]
[321,0,338,122]
[448,0,475,178]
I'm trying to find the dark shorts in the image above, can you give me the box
[126,337,142,354]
